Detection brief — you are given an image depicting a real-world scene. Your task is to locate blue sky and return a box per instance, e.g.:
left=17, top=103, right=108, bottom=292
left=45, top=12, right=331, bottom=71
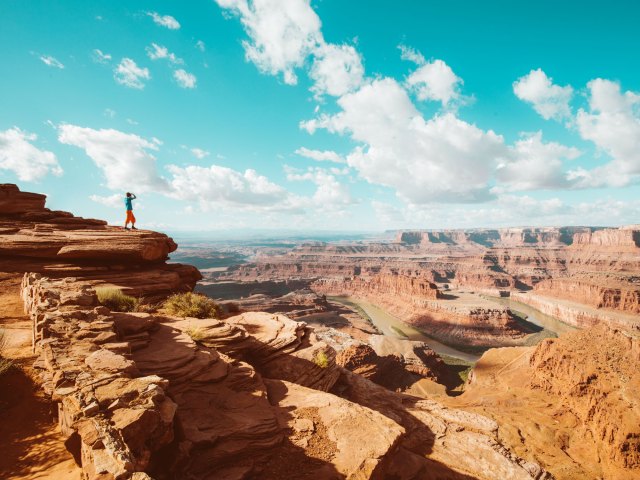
left=1, top=0, right=639, bottom=231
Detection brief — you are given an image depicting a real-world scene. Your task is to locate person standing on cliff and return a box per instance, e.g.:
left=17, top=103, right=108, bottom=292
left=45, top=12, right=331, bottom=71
left=124, top=192, right=137, bottom=230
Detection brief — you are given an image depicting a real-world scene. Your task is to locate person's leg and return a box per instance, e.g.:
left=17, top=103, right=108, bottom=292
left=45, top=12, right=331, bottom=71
left=125, top=210, right=133, bottom=229
left=130, top=211, right=137, bottom=230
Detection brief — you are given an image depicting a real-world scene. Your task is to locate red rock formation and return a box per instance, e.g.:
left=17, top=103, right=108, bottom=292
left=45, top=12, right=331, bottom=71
left=529, top=327, right=640, bottom=470
left=0, top=184, right=200, bottom=297
left=313, top=271, right=443, bottom=300
left=457, top=326, right=640, bottom=479
left=336, top=341, right=454, bottom=391
left=313, top=272, right=528, bottom=348
left=396, top=227, right=591, bottom=248
left=21, top=272, right=549, bottom=480
left=573, top=227, right=640, bottom=248
left=533, top=275, right=640, bottom=314
left=219, top=224, right=640, bottom=337
left=21, top=275, right=177, bottom=478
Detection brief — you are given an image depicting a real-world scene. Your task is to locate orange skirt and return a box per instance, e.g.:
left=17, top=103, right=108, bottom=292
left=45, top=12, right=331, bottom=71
left=125, top=210, right=136, bottom=224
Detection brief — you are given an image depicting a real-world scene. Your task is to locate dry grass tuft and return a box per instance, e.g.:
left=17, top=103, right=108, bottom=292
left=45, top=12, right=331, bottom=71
left=0, top=330, right=13, bottom=376
left=96, top=287, right=138, bottom=312
left=163, top=292, right=220, bottom=319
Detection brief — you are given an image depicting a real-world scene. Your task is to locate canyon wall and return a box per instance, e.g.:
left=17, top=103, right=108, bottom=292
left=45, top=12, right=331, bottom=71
left=532, top=275, right=640, bottom=314
left=219, top=225, right=640, bottom=337
left=5, top=184, right=553, bottom=480
left=313, top=272, right=530, bottom=348
left=457, top=325, right=640, bottom=479
left=395, top=227, right=593, bottom=248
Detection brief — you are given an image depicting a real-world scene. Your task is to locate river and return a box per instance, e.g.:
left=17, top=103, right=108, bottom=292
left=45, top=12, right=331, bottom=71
left=329, top=296, right=481, bottom=363
left=487, top=296, right=577, bottom=336
left=329, top=295, right=576, bottom=364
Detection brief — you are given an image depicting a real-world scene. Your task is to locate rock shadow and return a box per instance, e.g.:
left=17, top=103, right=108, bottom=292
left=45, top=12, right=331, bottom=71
left=0, top=364, right=80, bottom=479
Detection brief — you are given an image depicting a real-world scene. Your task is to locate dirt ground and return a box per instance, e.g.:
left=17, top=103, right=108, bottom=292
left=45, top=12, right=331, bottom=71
left=0, top=275, right=81, bottom=480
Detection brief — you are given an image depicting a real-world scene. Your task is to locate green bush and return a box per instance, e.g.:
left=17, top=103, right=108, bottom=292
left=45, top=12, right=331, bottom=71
left=163, top=292, right=220, bottom=319
left=314, top=350, right=329, bottom=369
left=0, top=330, right=13, bottom=377
left=96, top=287, right=138, bottom=312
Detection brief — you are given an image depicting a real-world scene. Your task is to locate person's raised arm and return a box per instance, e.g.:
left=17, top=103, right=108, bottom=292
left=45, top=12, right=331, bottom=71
left=131, top=193, right=137, bottom=200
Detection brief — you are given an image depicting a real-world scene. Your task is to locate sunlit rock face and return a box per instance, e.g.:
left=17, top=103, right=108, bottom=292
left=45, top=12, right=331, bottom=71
left=0, top=183, right=200, bottom=298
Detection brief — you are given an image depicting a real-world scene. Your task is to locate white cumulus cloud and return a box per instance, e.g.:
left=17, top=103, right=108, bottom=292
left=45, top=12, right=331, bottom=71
left=406, top=59, right=464, bottom=107
left=191, top=147, right=210, bottom=159
left=310, top=43, right=364, bottom=97
left=114, top=58, right=151, bottom=89
left=214, top=0, right=322, bottom=85
left=302, top=78, right=506, bottom=203
left=148, top=12, right=181, bottom=30
left=92, top=49, right=112, bottom=64
left=146, top=43, right=183, bottom=64
left=569, top=79, right=640, bottom=187
left=89, top=193, right=123, bottom=208
left=40, top=55, right=64, bottom=69
left=174, top=69, right=197, bottom=88
left=398, top=44, right=425, bottom=65
left=496, top=132, right=581, bottom=191
left=0, top=127, right=62, bottom=181
left=295, top=147, right=344, bottom=163
left=287, top=166, right=353, bottom=206
left=57, top=124, right=168, bottom=192
left=513, top=69, right=573, bottom=121
left=168, top=164, right=302, bottom=211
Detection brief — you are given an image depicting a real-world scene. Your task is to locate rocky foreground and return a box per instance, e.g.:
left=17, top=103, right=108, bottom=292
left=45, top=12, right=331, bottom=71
left=2, top=184, right=639, bottom=479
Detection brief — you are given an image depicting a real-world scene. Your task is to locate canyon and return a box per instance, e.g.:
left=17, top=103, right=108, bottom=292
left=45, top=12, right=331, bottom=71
left=202, top=224, right=640, bottom=347
left=1, top=183, right=639, bottom=480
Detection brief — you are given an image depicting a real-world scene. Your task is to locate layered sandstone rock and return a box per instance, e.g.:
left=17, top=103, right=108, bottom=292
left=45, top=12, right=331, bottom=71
left=396, top=227, right=591, bottom=248
left=336, top=340, right=454, bottom=392
left=22, top=274, right=177, bottom=479
left=572, top=227, right=640, bottom=248
left=216, top=224, right=640, bottom=339
left=533, top=275, right=640, bottom=314
left=313, top=271, right=442, bottom=300
left=512, top=291, right=640, bottom=330
left=456, top=326, right=640, bottom=479
left=335, top=369, right=552, bottom=480
left=0, top=184, right=200, bottom=298
left=313, top=275, right=529, bottom=348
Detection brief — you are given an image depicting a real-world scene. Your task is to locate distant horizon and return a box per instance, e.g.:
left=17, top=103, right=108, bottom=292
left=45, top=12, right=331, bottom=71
left=2, top=1, right=639, bottom=230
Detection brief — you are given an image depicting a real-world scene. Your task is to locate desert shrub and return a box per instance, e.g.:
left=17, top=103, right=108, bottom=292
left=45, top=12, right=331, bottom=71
left=96, top=287, right=138, bottom=312
left=314, top=350, right=329, bottom=369
left=134, top=300, right=161, bottom=314
left=185, top=326, right=206, bottom=342
left=163, top=292, right=220, bottom=319
left=0, top=330, right=13, bottom=377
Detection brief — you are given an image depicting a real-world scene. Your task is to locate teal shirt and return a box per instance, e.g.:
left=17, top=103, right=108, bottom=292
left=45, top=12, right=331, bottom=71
left=125, top=197, right=133, bottom=211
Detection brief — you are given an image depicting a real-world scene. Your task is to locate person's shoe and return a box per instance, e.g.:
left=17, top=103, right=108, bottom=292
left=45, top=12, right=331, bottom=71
left=131, top=226, right=138, bottom=230
left=124, top=227, right=130, bottom=230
